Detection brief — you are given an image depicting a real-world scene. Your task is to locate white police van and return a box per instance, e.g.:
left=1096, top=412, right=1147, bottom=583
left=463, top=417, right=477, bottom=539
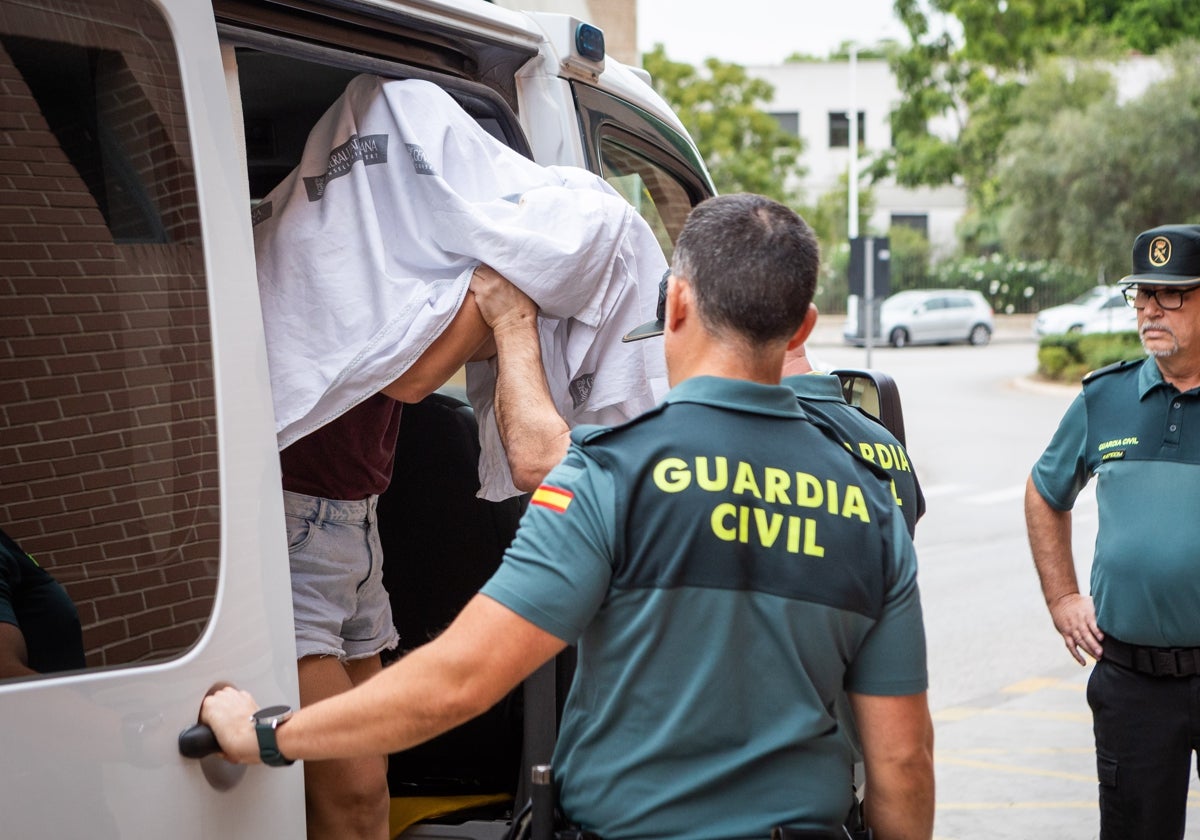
left=0, top=1, right=714, bottom=836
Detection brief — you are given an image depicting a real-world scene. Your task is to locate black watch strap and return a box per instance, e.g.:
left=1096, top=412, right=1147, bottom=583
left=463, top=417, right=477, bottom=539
left=252, top=705, right=294, bottom=767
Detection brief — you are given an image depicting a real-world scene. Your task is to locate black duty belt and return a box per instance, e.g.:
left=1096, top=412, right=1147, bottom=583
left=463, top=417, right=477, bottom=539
left=1102, top=636, right=1200, bottom=678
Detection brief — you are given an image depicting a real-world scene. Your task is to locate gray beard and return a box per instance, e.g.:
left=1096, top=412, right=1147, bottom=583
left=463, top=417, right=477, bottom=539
left=1140, top=322, right=1179, bottom=357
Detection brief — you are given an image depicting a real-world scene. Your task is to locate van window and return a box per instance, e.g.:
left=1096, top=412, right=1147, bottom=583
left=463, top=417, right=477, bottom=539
left=599, top=133, right=693, bottom=261
left=572, top=81, right=714, bottom=260
left=0, top=0, right=216, bottom=676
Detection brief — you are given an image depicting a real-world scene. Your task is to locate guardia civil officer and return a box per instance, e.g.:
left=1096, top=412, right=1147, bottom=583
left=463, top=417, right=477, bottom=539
left=781, top=333, right=924, bottom=537
left=202, top=194, right=934, bottom=840
left=1026, top=224, right=1200, bottom=839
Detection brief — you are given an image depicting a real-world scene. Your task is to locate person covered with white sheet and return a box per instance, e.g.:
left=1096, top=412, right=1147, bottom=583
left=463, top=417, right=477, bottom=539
left=259, top=76, right=663, bottom=840
left=279, top=264, right=571, bottom=840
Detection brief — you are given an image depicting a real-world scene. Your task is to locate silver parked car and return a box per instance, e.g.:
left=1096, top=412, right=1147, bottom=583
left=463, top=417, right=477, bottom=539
left=845, top=289, right=995, bottom=348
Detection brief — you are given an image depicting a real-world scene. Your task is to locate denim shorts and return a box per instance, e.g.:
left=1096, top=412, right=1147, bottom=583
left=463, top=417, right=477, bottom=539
left=284, top=490, right=400, bottom=661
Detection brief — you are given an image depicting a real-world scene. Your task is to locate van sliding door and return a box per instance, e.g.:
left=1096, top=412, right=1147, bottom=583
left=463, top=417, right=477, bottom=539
left=0, top=1, right=304, bottom=836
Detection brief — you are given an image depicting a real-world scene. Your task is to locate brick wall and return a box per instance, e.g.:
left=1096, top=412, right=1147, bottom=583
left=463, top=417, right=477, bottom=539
left=0, top=0, right=219, bottom=669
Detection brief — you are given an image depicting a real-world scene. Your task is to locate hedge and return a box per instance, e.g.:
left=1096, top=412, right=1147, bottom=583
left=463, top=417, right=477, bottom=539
left=1036, top=331, right=1145, bottom=384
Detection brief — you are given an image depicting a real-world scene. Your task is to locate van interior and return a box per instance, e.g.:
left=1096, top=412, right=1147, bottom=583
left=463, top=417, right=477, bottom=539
left=227, top=35, right=564, bottom=839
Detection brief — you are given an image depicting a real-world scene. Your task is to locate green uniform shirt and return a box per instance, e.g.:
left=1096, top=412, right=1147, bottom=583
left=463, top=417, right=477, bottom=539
left=1032, top=357, right=1200, bottom=646
left=481, top=376, right=927, bottom=840
left=783, top=373, right=925, bottom=535
left=0, top=528, right=85, bottom=674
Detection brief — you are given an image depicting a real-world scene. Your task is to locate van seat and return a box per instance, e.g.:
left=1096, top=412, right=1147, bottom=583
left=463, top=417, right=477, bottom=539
left=376, top=392, right=528, bottom=834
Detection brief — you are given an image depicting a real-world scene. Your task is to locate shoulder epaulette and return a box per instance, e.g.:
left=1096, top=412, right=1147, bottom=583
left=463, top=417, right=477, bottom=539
left=569, top=402, right=668, bottom=446
left=1082, top=358, right=1140, bottom=385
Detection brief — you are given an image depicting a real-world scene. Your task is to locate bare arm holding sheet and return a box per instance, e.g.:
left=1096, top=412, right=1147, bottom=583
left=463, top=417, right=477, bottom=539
left=468, top=265, right=570, bottom=490
left=380, top=265, right=569, bottom=491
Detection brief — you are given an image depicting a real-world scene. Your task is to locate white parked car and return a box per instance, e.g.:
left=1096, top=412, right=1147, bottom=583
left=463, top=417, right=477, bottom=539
left=846, top=289, right=995, bottom=348
left=1033, top=286, right=1122, bottom=335
left=1080, top=293, right=1139, bottom=334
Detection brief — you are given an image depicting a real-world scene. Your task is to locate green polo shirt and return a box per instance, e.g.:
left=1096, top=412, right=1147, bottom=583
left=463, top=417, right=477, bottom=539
left=1032, top=357, right=1200, bottom=646
left=482, top=376, right=926, bottom=840
left=0, top=528, right=85, bottom=674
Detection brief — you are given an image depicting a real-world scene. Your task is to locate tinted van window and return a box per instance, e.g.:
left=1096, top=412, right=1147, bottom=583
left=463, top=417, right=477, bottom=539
left=0, top=0, right=216, bottom=676
left=600, top=132, right=693, bottom=262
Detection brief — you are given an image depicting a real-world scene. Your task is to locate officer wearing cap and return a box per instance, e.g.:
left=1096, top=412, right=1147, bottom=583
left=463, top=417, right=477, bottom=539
left=1026, top=224, right=1200, bottom=839
left=202, top=194, right=934, bottom=840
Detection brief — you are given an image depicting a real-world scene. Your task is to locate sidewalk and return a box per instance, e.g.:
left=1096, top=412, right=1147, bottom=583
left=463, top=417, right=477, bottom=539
left=932, top=664, right=1103, bottom=840
left=933, top=661, right=1200, bottom=839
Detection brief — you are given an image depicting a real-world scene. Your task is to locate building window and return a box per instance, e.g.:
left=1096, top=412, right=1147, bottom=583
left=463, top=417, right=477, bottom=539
left=769, top=111, right=799, bottom=137
left=891, top=213, right=929, bottom=239
left=829, top=111, right=865, bottom=148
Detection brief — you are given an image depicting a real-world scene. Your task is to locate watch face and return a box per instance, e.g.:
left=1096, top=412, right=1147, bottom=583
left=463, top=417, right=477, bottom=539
left=253, top=704, right=292, bottom=723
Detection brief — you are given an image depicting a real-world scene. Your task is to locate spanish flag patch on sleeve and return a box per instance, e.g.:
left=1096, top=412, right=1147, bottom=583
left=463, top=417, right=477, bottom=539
left=530, top=484, right=573, bottom=514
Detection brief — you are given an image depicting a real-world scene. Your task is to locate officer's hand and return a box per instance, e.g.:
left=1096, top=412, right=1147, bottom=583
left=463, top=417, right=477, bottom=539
left=1048, top=593, right=1103, bottom=665
left=200, top=686, right=262, bottom=764
left=469, top=265, right=536, bottom=334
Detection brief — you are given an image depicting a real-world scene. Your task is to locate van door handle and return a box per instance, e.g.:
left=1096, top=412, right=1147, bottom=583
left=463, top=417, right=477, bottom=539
left=180, top=683, right=247, bottom=790
left=178, top=723, right=220, bottom=759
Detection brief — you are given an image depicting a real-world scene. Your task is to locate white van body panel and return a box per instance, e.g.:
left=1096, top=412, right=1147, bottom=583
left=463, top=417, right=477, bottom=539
left=0, top=0, right=305, bottom=836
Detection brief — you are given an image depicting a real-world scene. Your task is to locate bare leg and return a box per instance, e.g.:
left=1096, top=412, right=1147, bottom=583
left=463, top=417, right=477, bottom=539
left=299, top=654, right=390, bottom=840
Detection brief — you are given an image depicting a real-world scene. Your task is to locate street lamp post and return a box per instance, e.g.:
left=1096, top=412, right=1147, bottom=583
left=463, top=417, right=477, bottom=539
left=848, top=43, right=858, bottom=242
left=848, top=44, right=874, bottom=366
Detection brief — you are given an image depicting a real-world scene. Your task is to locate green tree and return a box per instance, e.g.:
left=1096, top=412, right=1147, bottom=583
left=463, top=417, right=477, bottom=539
left=805, top=172, right=876, bottom=250
left=996, top=43, right=1200, bottom=281
left=879, top=0, right=1196, bottom=248
left=886, top=224, right=932, bottom=293
left=641, top=45, right=805, bottom=203
left=1082, top=0, right=1200, bottom=53
left=803, top=176, right=877, bottom=315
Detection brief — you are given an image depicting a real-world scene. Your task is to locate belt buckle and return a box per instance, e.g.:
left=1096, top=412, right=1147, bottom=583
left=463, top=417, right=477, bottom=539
left=1153, top=649, right=1180, bottom=677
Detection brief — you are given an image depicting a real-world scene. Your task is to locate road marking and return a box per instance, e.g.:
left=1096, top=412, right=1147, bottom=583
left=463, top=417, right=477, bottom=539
left=941, top=747, right=1093, bottom=756
left=965, top=485, right=1026, bottom=505
left=936, top=754, right=1095, bottom=782
left=920, top=483, right=967, bottom=499
left=919, top=482, right=1099, bottom=509
left=936, top=753, right=1200, bottom=804
left=939, top=800, right=1100, bottom=811
left=939, top=800, right=1200, bottom=811
left=934, top=706, right=1091, bottom=723
left=1002, top=677, right=1086, bottom=693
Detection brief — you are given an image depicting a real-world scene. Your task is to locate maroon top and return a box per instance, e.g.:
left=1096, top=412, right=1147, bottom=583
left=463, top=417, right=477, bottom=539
left=280, top=394, right=404, bottom=500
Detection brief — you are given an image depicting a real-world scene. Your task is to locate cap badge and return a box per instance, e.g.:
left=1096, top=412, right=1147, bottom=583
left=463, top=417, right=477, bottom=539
left=1150, top=235, right=1172, bottom=267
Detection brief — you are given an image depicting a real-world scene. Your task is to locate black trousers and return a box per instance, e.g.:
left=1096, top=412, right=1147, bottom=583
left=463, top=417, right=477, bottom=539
left=1088, top=658, right=1200, bottom=840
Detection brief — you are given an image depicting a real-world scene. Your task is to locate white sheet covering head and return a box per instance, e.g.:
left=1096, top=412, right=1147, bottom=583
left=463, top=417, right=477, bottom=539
left=254, top=75, right=667, bottom=499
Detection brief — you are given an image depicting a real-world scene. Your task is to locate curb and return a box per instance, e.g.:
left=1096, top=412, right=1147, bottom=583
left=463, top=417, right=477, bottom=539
left=1012, top=375, right=1081, bottom=395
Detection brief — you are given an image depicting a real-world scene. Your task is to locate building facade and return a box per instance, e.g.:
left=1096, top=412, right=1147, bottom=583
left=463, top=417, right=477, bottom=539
left=749, top=59, right=967, bottom=258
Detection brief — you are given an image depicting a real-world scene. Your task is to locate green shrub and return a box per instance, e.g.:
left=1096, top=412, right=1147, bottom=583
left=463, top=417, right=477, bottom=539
left=928, top=254, right=1096, bottom=315
left=1037, top=345, right=1073, bottom=379
left=1080, top=332, right=1144, bottom=369
left=1036, top=331, right=1144, bottom=383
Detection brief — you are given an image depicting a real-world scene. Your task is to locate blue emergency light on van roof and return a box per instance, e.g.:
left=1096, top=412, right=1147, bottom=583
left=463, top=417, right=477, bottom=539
left=575, top=22, right=604, bottom=62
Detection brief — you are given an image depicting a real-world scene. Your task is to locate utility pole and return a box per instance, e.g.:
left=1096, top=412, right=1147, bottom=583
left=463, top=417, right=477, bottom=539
left=848, top=44, right=874, bottom=366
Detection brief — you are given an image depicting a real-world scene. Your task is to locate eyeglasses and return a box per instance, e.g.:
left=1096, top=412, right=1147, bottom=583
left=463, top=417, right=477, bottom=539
left=1122, top=285, right=1200, bottom=311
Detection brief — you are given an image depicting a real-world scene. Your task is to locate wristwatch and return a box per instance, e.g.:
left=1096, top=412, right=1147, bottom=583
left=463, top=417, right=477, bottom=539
left=252, top=705, right=294, bottom=767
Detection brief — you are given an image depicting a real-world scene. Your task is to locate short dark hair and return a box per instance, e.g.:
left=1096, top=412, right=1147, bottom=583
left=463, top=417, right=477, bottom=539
left=671, top=193, right=820, bottom=345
